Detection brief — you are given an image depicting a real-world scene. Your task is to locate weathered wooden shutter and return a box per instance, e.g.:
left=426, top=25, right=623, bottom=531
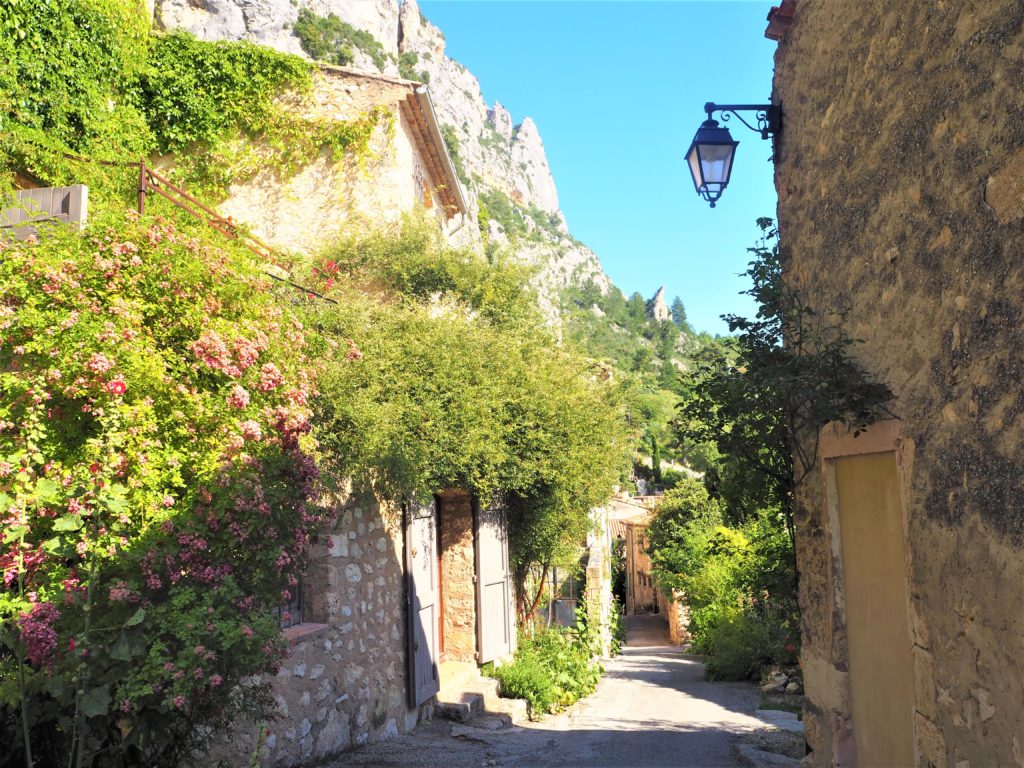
left=475, top=498, right=514, bottom=663
left=406, top=498, right=440, bottom=707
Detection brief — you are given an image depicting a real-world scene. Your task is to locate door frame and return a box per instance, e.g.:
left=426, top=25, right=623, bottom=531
left=819, top=419, right=919, bottom=766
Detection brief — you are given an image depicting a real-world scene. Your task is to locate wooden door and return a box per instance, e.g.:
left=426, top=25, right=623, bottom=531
left=406, top=498, right=440, bottom=707
left=475, top=498, right=515, bottom=663
left=834, top=452, right=914, bottom=767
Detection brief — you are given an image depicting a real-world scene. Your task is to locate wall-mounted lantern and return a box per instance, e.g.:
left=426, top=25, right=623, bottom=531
left=686, top=102, right=781, bottom=207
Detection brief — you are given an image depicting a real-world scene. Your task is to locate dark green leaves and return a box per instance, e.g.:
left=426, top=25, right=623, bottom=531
left=80, top=686, right=111, bottom=718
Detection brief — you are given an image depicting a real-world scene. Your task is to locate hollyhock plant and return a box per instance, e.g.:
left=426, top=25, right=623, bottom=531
left=0, top=212, right=341, bottom=766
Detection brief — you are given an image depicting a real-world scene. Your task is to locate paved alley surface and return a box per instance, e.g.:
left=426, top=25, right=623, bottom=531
left=330, top=615, right=786, bottom=767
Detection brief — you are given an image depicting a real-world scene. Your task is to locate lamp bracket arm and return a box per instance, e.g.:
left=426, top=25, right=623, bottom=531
left=703, top=102, right=782, bottom=139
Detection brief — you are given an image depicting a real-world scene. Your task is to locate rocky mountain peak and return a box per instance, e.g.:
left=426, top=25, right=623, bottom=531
left=648, top=287, right=671, bottom=323
left=488, top=102, right=514, bottom=143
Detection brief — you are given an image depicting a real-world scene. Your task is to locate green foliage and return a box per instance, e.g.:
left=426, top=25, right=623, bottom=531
left=0, top=211, right=328, bottom=766
left=298, top=215, right=630, bottom=587
left=609, top=596, right=627, bottom=655
left=670, top=295, right=692, bottom=333
left=136, top=31, right=312, bottom=152
left=478, top=188, right=527, bottom=240
left=476, top=188, right=565, bottom=245
left=677, top=218, right=892, bottom=528
left=440, top=124, right=469, bottom=187
left=646, top=480, right=727, bottom=596
left=488, top=622, right=601, bottom=718
left=697, top=597, right=799, bottom=681
left=646, top=481, right=798, bottom=680
left=397, top=51, right=429, bottom=83
left=0, top=0, right=151, bottom=150
left=135, top=31, right=385, bottom=200
left=292, top=10, right=387, bottom=70
left=1, top=5, right=381, bottom=206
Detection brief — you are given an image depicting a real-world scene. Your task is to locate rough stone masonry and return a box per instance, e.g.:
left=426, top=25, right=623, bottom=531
left=772, top=2, right=1024, bottom=766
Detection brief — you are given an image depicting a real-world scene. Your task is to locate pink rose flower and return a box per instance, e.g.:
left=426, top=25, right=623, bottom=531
left=226, top=385, right=250, bottom=410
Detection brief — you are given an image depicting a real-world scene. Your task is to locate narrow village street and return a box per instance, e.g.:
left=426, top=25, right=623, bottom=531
left=331, top=616, right=802, bottom=768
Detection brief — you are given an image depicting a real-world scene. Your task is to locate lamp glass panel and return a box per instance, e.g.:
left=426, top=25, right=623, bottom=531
left=686, top=144, right=703, bottom=189
left=698, top=143, right=735, bottom=185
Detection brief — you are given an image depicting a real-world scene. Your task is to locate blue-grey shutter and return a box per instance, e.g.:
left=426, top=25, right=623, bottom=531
left=406, top=498, right=440, bottom=707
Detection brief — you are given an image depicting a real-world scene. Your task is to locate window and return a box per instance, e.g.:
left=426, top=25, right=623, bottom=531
left=274, top=583, right=303, bottom=629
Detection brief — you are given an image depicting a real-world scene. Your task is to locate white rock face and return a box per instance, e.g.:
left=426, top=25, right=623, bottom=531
left=509, top=118, right=560, bottom=214
left=154, top=0, right=401, bottom=60
left=488, top=102, right=514, bottom=143
left=648, top=286, right=671, bottom=323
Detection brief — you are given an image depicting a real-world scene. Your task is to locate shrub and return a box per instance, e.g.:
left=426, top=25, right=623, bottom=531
left=696, top=597, right=800, bottom=681
left=490, top=623, right=601, bottom=718
left=292, top=10, right=388, bottom=70
left=0, top=212, right=333, bottom=766
left=647, top=482, right=799, bottom=680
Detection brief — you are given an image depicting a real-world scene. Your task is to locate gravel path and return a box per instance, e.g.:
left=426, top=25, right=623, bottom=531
left=327, top=615, right=791, bottom=768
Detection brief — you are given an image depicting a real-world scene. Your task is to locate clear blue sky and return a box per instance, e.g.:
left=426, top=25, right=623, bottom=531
left=419, top=0, right=779, bottom=335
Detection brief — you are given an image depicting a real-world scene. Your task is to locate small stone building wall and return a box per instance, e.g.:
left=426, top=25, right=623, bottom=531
left=772, top=2, right=1024, bottom=766
left=665, top=591, right=691, bottom=647
left=437, top=490, right=477, bottom=663
left=219, top=67, right=464, bottom=258
left=225, top=494, right=428, bottom=766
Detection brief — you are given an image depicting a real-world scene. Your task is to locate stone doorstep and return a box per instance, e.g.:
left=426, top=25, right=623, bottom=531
left=436, top=662, right=528, bottom=726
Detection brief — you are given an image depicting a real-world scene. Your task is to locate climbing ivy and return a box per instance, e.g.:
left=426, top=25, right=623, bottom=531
left=1, top=5, right=386, bottom=206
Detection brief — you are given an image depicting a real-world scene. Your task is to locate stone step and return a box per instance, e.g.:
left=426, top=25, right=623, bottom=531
left=469, top=677, right=528, bottom=724
left=436, top=665, right=529, bottom=726
left=435, top=689, right=483, bottom=723
left=439, top=660, right=482, bottom=690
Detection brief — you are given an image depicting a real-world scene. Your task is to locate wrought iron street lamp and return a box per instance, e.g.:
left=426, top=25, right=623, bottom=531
left=686, top=102, right=781, bottom=207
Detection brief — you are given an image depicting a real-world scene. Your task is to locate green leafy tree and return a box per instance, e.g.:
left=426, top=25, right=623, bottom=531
left=649, top=433, right=662, bottom=485
left=670, top=295, right=691, bottom=333
left=300, top=215, right=630, bottom=617
left=675, top=217, right=892, bottom=550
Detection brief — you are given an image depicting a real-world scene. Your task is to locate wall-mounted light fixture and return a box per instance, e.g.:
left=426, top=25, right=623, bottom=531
left=686, top=102, right=781, bottom=207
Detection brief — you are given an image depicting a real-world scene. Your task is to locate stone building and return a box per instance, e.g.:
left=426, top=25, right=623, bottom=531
left=768, top=1, right=1024, bottom=766
left=219, top=64, right=471, bottom=257
left=205, top=66, right=515, bottom=766
left=246, top=489, right=516, bottom=765
left=607, top=497, right=669, bottom=617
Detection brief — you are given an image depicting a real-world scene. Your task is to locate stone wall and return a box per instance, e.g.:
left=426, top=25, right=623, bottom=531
left=664, top=591, right=691, bottom=647
left=437, top=490, right=477, bottom=663
left=772, top=2, right=1024, bottom=766
left=218, top=67, right=467, bottom=259
left=225, top=494, right=427, bottom=766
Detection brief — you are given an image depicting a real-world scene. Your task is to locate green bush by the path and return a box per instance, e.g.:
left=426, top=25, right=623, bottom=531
left=647, top=480, right=798, bottom=681
left=487, top=623, right=602, bottom=718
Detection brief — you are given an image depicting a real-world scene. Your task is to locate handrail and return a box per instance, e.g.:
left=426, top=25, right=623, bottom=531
left=54, top=152, right=337, bottom=304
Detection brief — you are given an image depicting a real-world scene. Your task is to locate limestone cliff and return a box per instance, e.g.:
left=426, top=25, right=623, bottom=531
left=647, top=287, right=671, bottom=323
left=154, top=0, right=613, bottom=318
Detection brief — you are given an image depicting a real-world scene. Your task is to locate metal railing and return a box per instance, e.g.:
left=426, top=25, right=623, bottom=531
left=60, top=154, right=337, bottom=303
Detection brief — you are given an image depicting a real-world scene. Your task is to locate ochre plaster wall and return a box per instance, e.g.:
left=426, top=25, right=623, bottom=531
left=773, top=3, right=1024, bottom=766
